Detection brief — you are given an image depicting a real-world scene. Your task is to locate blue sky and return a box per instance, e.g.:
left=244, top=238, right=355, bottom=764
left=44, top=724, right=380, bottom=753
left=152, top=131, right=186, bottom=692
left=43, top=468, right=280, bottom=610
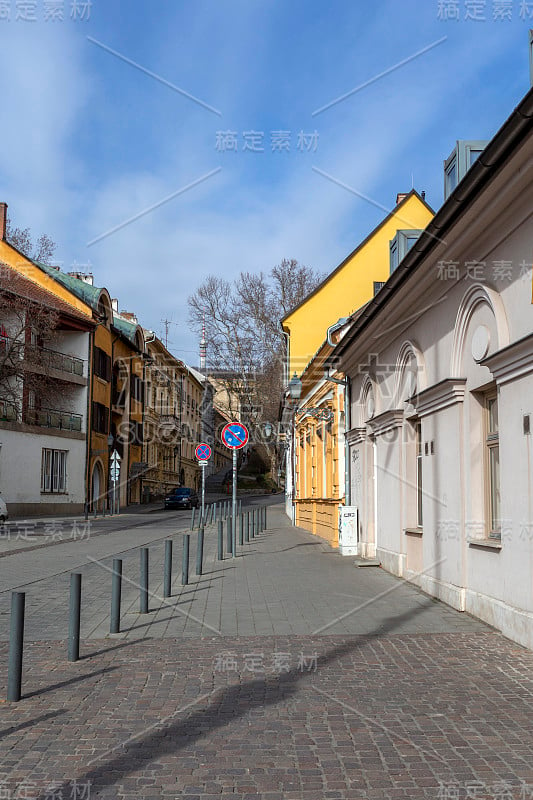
left=0, top=0, right=530, bottom=361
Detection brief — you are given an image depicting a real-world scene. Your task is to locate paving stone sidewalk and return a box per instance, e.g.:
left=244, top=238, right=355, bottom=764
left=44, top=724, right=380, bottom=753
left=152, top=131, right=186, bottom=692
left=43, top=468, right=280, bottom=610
left=0, top=506, right=487, bottom=640
left=1, top=507, right=532, bottom=799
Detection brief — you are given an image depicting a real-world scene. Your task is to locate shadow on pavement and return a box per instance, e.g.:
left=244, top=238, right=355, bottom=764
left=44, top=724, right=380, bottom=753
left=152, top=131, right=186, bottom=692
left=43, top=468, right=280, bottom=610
left=23, top=666, right=119, bottom=700
left=38, top=598, right=457, bottom=797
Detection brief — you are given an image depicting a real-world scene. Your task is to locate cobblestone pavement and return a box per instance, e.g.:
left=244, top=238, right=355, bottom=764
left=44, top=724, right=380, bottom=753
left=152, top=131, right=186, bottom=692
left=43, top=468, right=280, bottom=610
left=1, top=506, right=532, bottom=799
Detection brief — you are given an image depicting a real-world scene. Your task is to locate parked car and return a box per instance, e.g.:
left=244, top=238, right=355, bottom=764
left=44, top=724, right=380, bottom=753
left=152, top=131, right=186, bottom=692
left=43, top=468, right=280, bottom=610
left=164, top=488, right=199, bottom=510
left=0, top=496, right=8, bottom=523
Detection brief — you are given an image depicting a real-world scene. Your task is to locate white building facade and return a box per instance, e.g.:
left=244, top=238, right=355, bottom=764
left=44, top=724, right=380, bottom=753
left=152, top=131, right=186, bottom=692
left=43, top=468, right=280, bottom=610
left=0, top=268, right=93, bottom=516
left=336, top=87, right=533, bottom=649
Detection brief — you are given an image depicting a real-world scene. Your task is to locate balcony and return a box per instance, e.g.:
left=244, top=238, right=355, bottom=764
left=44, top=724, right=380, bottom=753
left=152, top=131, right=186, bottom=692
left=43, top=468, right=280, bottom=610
left=24, top=408, right=83, bottom=432
left=5, top=339, right=85, bottom=380
left=160, top=414, right=180, bottom=429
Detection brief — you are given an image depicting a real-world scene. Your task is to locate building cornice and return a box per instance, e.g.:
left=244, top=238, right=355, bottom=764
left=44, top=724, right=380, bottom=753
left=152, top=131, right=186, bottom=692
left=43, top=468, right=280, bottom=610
left=411, top=378, right=467, bottom=418
left=481, top=332, right=533, bottom=386
left=367, top=409, right=404, bottom=436
left=345, top=427, right=367, bottom=445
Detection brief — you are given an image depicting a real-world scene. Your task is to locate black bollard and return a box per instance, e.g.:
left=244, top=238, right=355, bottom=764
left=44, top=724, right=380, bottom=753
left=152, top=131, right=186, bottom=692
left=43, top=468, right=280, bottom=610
left=68, top=573, right=82, bottom=662
left=218, top=520, right=223, bottom=560
left=227, top=516, right=233, bottom=554
left=7, top=592, right=25, bottom=702
left=140, top=548, right=149, bottom=613
left=182, top=535, right=190, bottom=585
left=191, top=506, right=196, bottom=530
left=245, top=511, right=250, bottom=542
left=196, top=527, right=204, bottom=576
left=239, top=514, right=244, bottom=545
left=110, top=558, right=122, bottom=634
left=164, top=539, right=173, bottom=598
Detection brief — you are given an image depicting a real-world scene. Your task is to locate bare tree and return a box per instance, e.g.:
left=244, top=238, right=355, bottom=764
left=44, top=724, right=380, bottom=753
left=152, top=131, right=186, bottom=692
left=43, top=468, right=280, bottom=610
left=5, top=216, right=57, bottom=264
left=188, top=259, right=324, bottom=475
left=0, top=268, right=60, bottom=418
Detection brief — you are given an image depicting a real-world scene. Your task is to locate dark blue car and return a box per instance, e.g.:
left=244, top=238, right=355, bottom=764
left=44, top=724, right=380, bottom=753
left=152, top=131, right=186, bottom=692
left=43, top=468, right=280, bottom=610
left=164, top=487, right=199, bottom=510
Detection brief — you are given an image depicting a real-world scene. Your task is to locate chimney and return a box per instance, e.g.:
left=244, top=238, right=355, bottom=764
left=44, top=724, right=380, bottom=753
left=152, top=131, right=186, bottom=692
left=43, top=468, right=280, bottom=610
left=120, top=311, right=138, bottom=324
left=421, top=191, right=426, bottom=201
left=111, top=298, right=119, bottom=312
left=396, top=193, right=408, bottom=205
left=0, top=202, right=7, bottom=241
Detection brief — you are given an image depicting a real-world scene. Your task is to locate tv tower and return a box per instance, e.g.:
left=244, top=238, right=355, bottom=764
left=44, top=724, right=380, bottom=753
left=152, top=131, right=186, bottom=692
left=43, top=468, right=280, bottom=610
left=199, top=315, right=207, bottom=373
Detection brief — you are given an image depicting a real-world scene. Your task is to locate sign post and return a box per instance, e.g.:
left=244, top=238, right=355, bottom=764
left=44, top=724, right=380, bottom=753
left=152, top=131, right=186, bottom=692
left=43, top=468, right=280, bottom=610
left=221, top=422, right=249, bottom=558
left=110, top=450, right=121, bottom=515
left=195, top=443, right=212, bottom=524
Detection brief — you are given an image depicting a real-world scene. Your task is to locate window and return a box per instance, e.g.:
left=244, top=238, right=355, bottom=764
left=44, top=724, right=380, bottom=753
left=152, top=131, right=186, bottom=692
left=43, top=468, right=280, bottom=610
left=93, top=346, right=111, bottom=382
left=131, top=375, right=144, bottom=403
left=389, top=230, right=422, bottom=273
left=92, top=401, right=109, bottom=434
left=485, top=393, right=500, bottom=538
left=416, top=421, right=423, bottom=528
left=373, top=281, right=386, bottom=296
left=444, top=140, right=488, bottom=200
left=41, top=448, right=67, bottom=493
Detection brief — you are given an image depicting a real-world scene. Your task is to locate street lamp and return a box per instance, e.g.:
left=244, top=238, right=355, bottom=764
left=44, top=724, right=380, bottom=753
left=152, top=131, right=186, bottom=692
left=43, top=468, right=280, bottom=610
left=288, top=372, right=302, bottom=402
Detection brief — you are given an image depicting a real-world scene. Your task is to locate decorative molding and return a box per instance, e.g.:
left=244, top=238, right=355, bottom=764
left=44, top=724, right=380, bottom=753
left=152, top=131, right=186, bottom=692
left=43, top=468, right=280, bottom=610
left=481, top=332, right=533, bottom=386
left=411, top=378, right=467, bottom=418
left=450, top=284, right=509, bottom=377
left=367, top=409, right=404, bottom=436
left=345, top=427, right=367, bottom=446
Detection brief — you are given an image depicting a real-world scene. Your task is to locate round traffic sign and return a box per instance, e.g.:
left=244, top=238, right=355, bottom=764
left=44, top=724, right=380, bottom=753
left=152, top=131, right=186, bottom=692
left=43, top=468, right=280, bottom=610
left=195, top=443, right=212, bottom=461
left=221, top=422, right=249, bottom=450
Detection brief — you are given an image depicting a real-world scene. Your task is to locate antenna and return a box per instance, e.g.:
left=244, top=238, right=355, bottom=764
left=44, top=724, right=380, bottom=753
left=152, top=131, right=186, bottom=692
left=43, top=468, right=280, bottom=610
left=160, top=318, right=179, bottom=349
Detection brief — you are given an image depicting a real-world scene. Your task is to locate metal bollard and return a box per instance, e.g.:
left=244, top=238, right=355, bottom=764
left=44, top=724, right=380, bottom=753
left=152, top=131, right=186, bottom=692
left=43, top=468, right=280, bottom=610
left=196, top=527, right=204, bottom=576
left=227, top=517, right=233, bottom=554
left=239, top=514, right=244, bottom=545
left=110, top=559, right=122, bottom=634
left=191, top=507, right=196, bottom=530
left=68, top=573, right=82, bottom=662
left=7, top=592, right=25, bottom=702
left=265, top=505, right=268, bottom=529
left=245, top=511, right=250, bottom=542
left=140, top=548, right=149, bottom=613
left=164, top=540, right=173, bottom=598
left=182, top=535, right=190, bottom=585
left=218, top=520, right=224, bottom=560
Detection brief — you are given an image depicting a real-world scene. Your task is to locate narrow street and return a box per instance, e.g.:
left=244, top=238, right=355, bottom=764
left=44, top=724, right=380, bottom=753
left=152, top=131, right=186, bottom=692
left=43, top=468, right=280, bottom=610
left=1, top=501, right=532, bottom=799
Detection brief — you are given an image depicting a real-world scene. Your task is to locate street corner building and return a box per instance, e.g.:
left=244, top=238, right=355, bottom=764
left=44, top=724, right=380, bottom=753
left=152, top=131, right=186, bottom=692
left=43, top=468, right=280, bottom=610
left=333, top=87, right=533, bottom=650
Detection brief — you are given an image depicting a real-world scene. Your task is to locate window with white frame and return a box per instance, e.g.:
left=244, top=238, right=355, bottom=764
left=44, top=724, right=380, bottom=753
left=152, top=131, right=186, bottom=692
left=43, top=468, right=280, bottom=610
left=41, top=448, right=67, bottom=493
left=485, top=392, right=501, bottom=539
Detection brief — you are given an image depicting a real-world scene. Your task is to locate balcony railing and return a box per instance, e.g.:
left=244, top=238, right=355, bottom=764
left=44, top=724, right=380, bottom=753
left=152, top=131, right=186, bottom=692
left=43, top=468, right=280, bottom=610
left=4, top=339, right=84, bottom=377
left=24, top=408, right=83, bottom=432
left=0, top=399, right=18, bottom=422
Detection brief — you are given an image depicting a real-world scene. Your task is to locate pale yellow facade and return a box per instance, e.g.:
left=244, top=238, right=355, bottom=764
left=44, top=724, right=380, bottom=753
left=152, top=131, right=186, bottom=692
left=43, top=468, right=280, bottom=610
left=282, top=192, right=434, bottom=377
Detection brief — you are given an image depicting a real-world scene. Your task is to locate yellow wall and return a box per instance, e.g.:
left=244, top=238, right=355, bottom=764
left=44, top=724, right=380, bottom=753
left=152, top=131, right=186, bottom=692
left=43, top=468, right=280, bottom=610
left=282, top=194, right=433, bottom=376
left=0, top=241, right=92, bottom=318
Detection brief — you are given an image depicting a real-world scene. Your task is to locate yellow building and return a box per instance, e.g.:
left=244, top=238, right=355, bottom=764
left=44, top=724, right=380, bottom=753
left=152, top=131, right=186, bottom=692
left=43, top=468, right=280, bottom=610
left=294, top=339, right=345, bottom=546
left=281, top=191, right=434, bottom=377
left=283, top=190, right=434, bottom=544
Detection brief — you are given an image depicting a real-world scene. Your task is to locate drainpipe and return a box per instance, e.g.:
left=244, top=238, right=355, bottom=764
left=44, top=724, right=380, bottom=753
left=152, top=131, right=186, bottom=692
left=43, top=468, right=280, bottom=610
left=85, top=328, right=94, bottom=511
